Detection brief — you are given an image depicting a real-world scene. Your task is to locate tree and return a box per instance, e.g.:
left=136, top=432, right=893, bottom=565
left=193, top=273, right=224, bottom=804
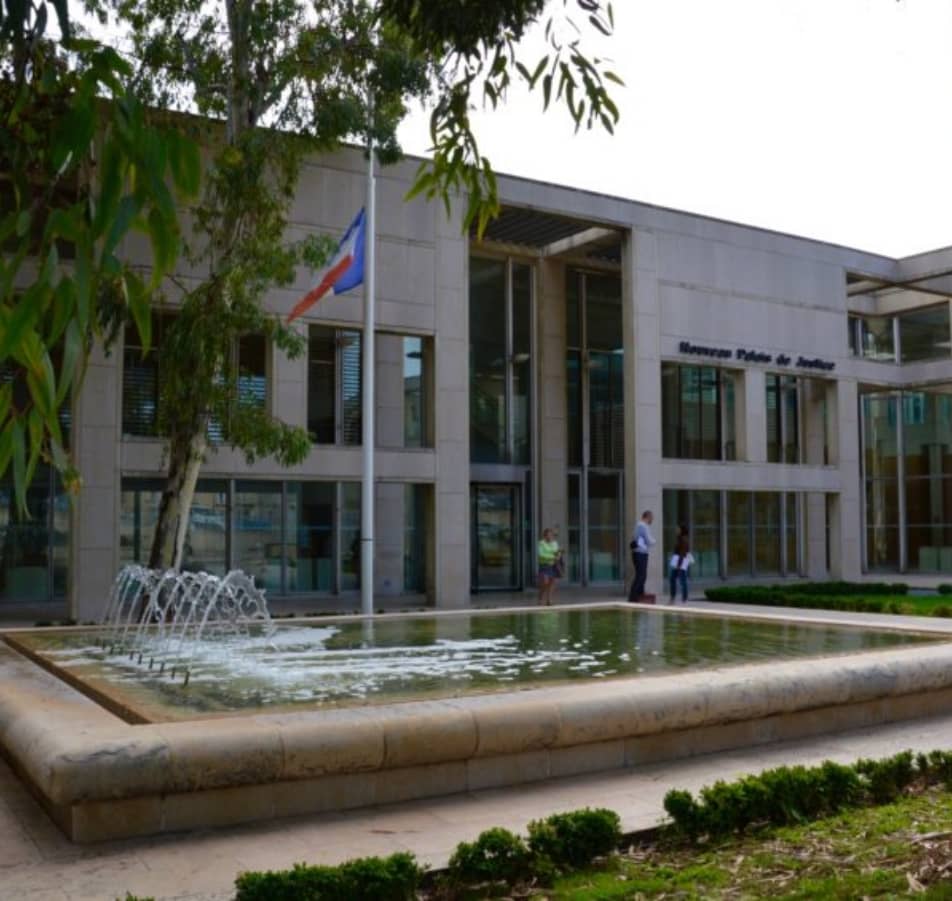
left=97, top=0, right=620, bottom=570
left=0, top=0, right=200, bottom=513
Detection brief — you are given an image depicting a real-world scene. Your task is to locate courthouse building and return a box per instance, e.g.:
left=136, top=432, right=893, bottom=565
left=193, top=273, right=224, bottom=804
left=3, top=147, right=952, bottom=620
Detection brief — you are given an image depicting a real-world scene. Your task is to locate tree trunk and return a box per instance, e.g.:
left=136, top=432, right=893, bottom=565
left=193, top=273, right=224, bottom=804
left=147, top=429, right=207, bottom=570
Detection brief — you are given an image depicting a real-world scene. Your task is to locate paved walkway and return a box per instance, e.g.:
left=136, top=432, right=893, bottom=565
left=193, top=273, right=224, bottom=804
left=3, top=600, right=952, bottom=900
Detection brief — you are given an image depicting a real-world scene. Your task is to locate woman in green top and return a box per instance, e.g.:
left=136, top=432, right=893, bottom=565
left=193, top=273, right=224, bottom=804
left=537, top=527, right=562, bottom=606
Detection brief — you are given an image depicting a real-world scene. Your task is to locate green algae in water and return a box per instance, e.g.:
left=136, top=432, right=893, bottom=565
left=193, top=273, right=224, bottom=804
left=11, top=607, right=942, bottom=719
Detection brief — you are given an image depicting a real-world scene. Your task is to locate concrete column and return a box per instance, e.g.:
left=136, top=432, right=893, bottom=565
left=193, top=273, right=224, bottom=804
left=433, top=209, right=469, bottom=608
left=538, top=258, right=567, bottom=539
left=271, top=321, right=308, bottom=429
left=743, top=369, right=767, bottom=464
left=832, top=379, right=862, bottom=579
left=623, top=229, right=664, bottom=597
left=71, top=341, right=122, bottom=622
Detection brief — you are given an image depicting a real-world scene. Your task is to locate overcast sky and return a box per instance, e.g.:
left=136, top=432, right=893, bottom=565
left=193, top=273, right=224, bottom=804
left=397, top=0, right=952, bottom=258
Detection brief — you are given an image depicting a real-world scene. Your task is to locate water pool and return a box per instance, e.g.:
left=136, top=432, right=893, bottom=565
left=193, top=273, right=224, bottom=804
left=7, top=606, right=940, bottom=722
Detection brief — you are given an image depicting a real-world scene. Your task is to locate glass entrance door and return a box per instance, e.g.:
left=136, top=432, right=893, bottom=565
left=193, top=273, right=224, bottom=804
left=471, top=484, right=521, bottom=591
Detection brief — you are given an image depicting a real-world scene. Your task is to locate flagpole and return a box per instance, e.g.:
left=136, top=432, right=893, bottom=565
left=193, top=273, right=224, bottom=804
left=360, top=99, right=376, bottom=618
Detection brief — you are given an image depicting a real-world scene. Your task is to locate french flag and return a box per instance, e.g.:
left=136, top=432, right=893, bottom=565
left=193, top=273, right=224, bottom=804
left=287, top=208, right=366, bottom=323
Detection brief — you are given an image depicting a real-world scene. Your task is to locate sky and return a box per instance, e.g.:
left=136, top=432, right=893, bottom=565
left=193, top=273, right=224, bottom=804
left=397, top=0, right=952, bottom=258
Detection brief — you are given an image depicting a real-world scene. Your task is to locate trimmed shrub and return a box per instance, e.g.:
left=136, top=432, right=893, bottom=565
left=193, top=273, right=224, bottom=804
left=527, top=808, right=622, bottom=871
left=856, top=751, right=916, bottom=804
left=705, top=582, right=908, bottom=606
left=446, top=827, right=531, bottom=887
left=234, top=853, right=422, bottom=901
left=662, top=789, right=703, bottom=839
left=932, top=604, right=952, bottom=618
left=938, top=584, right=952, bottom=595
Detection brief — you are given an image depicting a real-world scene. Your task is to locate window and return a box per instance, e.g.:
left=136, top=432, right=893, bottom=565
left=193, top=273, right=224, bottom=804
left=899, top=305, right=952, bottom=363
left=403, top=483, right=429, bottom=593
left=119, top=478, right=228, bottom=575
left=469, top=257, right=533, bottom=465
left=858, top=316, right=896, bottom=362
left=766, top=373, right=800, bottom=463
left=662, top=489, right=721, bottom=579
left=0, top=466, right=68, bottom=605
left=661, top=363, right=735, bottom=461
left=375, top=333, right=433, bottom=449
left=307, top=325, right=362, bottom=445
left=862, top=393, right=900, bottom=571
left=123, top=315, right=267, bottom=440
left=566, top=269, right=624, bottom=468
left=122, top=313, right=174, bottom=437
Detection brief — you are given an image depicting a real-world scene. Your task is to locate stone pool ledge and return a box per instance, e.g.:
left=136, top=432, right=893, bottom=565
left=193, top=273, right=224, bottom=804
left=3, top=628, right=952, bottom=842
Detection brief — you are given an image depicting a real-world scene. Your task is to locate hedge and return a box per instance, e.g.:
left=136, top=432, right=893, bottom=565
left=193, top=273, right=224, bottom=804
left=664, top=749, right=952, bottom=842
left=939, top=584, right=952, bottom=596
left=234, top=853, right=422, bottom=901
left=705, top=582, right=908, bottom=605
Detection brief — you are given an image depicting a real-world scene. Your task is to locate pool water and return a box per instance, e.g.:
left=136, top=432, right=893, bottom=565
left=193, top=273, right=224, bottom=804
left=7, top=607, right=940, bottom=721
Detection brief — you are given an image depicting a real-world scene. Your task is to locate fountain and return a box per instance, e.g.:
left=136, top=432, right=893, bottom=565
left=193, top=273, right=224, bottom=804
left=98, top=565, right=274, bottom=685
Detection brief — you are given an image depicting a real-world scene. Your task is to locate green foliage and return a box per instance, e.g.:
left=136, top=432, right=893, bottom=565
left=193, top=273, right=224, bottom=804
left=526, top=807, right=622, bottom=871
left=0, top=1, right=199, bottom=513
left=938, top=584, right=952, bottom=595
left=446, top=826, right=531, bottom=887
left=931, top=604, right=952, bottom=618
left=705, top=582, right=908, bottom=605
left=234, top=852, right=422, bottom=901
left=856, top=751, right=916, bottom=804
left=93, top=0, right=620, bottom=568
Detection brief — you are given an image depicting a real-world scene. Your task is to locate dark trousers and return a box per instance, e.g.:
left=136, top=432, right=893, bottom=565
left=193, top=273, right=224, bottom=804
left=628, top=552, right=648, bottom=602
left=669, top=567, right=688, bottom=601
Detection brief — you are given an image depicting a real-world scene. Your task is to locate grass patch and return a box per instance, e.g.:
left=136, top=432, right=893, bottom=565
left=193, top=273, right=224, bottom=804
left=540, top=788, right=952, bottom=899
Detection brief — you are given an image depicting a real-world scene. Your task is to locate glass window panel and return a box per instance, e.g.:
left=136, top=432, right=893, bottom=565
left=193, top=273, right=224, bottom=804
left=662, top=489, right=689, bottom=557
left=903, top=391, right=952, bottom=478
left=0, top=469, right=55, bottom=604
left=51, top=476, right=69, bottom=598
left=905, top=476, right=952, bottom=526
left=700, top=367, right=721, bottom=460
left=766, top=373, right=781, bottom=463
left=469, top=258, right=508, bottom=463
left=122, top=313, right=174, bottom=437
left=661, top=363, right=679, bottom=459
left=566, top=352, right=583, bottom=467
left=865, top=479, right=899, bottom=528
left=340, top=331, right=362, bottom=446
left=584, top=273, right=622, bottom=351
left=566, top=270, right=581, bottom=349
left=899, top=305, right=951, bottom=363
left=785, top=492, right=799, bottom=575
left=402, top=336, right=426, bottom=448
left=472, top=484, right=518, bottom=590
left=754, top=492, right=781, bottom=575
left=404, top=483, right=428, bottom=593
left=866, top=526, right=900, bottom=570
left=340, top=482, right=361, bottom=591
left=307, top=325, right=336, bottom=443
left=726, top=491, right=751, bottom=577
left=589, top=351, right=615, bottom=468
left=512, top=264, right=532, bottom=465
left=587, top=472, right=620, bottom=582
left=859, top=316, right=895, bottom=361
left=184, top=481, right=228, bottom=575
left=566, top=473, right=581, bottom=583
left=782, top=376, right=800, bottom=463
left=234, top=481, right=284, bottom=595
left=237, top=334, right=267, bottom=409
left=286, top=482, right=335, bottom=592
left=681, top=366, right=701, bottom=458
left=692, top=490, right=721, bottom=580
left=723, top=372, right=737, bottom=461
left=862, top=394, right=899, bottom=478
left=907, top=525, right=952, bottom=573
left=848, top=315, right=860, bottom=356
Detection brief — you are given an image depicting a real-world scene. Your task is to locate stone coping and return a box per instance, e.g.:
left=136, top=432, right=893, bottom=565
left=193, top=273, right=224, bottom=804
left=2, top=616, right=952, bottom=811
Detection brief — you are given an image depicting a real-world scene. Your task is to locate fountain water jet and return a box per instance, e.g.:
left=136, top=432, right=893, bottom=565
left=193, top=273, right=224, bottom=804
left=100, top=566, right=274, bottom=683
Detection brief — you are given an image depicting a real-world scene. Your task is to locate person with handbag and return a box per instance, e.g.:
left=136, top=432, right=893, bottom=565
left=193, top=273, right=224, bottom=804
left=537, top=527, right=563, bottom=607
left=668, top=524, right=694, bottom=604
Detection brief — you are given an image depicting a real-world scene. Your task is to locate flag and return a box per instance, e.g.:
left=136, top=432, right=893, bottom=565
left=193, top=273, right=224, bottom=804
left=287, top=208, right=366, bottom=323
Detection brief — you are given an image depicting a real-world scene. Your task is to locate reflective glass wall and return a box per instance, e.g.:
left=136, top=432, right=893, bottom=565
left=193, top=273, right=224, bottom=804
left=661, top=363, right=736, bottom=461
left=120, top=478, right=432, bottom=595
left=664, top=488, right=800, bottom=580
left=862, top=389, right=952, bottom=572
left=0, top=467, right=69, bottom=605
left=566, top=268, right=624, bottom=584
